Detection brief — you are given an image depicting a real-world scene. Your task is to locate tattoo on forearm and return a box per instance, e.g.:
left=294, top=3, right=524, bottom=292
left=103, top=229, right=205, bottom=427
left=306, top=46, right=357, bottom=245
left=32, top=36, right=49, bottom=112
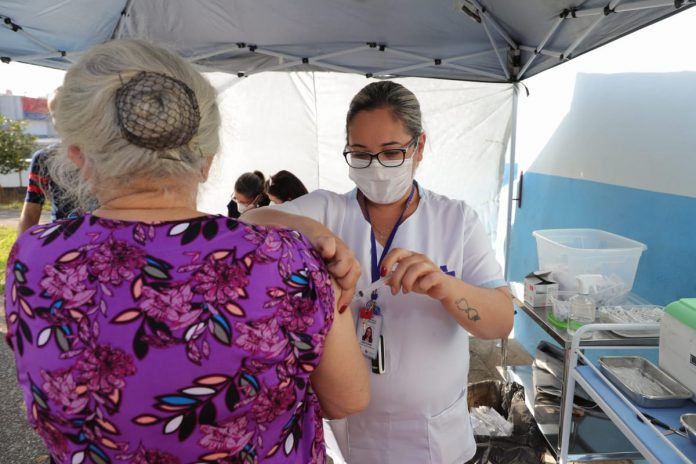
left=455, top=297, right=481, bottom=321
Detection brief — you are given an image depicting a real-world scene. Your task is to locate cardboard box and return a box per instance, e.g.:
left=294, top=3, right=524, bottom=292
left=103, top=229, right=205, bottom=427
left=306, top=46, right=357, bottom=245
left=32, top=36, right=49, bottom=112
left=524, top=271, right=559, bottom=307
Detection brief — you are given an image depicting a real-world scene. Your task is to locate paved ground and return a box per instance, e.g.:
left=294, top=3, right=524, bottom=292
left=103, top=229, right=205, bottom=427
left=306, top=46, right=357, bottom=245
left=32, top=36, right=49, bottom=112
left=1, top=208, right=52, bottom=463
left=0, top=340, right=49, bottom=463
left=0, top=208, right=51, bottom=229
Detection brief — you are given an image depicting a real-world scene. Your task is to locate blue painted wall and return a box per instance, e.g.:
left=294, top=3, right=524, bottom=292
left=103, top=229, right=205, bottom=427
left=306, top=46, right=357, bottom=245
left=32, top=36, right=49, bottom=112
left=508, top=172, right=696, bottom=306
left=507, top=72, right=696, bottom=357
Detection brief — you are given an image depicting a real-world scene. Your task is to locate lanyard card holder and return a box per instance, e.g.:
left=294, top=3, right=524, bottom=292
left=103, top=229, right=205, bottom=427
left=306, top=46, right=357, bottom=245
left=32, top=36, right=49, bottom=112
left=358, top=301, right=382, bottom=361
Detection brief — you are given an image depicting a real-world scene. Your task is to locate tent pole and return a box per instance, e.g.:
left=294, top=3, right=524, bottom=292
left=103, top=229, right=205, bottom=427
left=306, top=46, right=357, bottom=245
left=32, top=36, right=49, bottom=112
left=470, top=0, right=518, bottom=49
left=518, top=15, right=565, bottom=79
left=504, top=84, right=519, bottom=280
left=110, top=0, right=133, bottom=40
left=481, top=16, right=510, bottom=80
left=519, top=45, right=563, bottom=59
left=562, top=0, right=621, bottom=59
left=0, top=15, right=74, bottom=64
left=248, top=46, right=366, bottom=76
left=377, top=45, right=507, bottom=80
left=573, top=0, right=679, bottom=16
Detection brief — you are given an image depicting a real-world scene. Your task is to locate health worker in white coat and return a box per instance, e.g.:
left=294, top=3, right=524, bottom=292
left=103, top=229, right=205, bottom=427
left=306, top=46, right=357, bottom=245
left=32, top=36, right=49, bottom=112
left=243, top=81, right=514, bottom=464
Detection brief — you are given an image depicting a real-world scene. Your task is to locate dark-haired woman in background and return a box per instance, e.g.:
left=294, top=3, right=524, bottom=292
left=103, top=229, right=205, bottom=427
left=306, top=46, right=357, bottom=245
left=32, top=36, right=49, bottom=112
left=227, top=170, right=271, bottom=218
left=266, top=170, right=309, bottom=204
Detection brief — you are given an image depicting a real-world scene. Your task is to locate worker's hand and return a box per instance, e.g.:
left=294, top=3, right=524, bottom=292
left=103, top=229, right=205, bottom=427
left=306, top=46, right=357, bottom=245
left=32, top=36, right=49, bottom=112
left=311, top=235, right=362, bottom=311
left=380, top=248, right=454, bottom=301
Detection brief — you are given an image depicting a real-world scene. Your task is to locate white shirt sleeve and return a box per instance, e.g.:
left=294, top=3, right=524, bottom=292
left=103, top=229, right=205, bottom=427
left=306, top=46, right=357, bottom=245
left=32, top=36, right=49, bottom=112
left=460, top=204, right=507, bottom=289
left=266, top=189, right=346, bottom=229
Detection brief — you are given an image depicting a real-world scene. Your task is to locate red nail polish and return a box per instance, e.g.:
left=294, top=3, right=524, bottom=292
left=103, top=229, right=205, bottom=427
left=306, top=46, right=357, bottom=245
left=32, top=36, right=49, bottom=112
left=339, top=305, right=347, bottom=314
left=380, top=266, right=387, bottom=277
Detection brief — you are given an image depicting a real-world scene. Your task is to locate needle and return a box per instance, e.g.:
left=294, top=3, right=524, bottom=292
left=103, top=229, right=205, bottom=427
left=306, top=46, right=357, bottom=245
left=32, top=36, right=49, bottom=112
left=352, top=273, right=393, bottom=302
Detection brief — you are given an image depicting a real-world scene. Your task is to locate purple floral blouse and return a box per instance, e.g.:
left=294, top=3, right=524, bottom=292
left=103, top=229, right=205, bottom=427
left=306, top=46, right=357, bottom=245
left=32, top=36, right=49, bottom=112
left=4, top=214, right=334, bottom=464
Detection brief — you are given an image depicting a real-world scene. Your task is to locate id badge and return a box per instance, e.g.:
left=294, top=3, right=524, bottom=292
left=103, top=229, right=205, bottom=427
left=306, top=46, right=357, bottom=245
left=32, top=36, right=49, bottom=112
left=357, top=301, right=382, bottom=360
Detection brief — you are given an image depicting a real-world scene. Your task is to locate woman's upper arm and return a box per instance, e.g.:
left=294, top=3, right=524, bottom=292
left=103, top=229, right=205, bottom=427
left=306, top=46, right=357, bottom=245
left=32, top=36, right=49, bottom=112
left=309, top=279, right=369, bottom=419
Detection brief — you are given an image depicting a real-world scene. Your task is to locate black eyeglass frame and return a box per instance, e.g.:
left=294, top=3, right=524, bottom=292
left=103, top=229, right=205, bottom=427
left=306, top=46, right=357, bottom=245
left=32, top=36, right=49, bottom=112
left=342, top=136, right=419, bottom=169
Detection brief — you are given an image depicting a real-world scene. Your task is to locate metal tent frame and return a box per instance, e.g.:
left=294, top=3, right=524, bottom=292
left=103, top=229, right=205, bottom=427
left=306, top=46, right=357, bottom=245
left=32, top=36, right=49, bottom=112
left=1, top=0, right=694, bottom=282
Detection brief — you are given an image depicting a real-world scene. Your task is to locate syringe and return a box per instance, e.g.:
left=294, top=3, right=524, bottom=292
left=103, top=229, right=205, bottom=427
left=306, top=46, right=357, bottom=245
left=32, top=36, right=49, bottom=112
left=352, top=273, right=393, bottom=302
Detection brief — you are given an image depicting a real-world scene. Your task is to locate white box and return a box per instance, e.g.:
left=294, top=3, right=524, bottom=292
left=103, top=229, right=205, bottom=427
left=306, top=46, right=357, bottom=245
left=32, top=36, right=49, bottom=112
left=659, top=298, right=696, bottom=401
left=524, top=271, right=559, bottom=307
left=533, top=228, right=647, bottom=292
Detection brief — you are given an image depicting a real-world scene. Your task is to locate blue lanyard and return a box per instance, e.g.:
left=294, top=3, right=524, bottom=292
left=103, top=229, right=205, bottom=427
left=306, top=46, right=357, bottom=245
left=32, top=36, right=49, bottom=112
left=366, top=181, right=417, bottom=301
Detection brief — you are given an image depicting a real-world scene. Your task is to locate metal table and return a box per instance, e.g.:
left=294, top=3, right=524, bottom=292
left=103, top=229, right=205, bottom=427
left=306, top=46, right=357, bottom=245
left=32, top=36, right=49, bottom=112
left=506, top=282, right=659, bottom=462
left=559, top=323, right=696, bottom=463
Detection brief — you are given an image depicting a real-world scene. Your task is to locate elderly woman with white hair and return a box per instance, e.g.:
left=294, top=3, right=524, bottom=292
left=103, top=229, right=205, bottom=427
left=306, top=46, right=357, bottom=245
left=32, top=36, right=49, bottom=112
left=4, top=39, right=367, bottom=464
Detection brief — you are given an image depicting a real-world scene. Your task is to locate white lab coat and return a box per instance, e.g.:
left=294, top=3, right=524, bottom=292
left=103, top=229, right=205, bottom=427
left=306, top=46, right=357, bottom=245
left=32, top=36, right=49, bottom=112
left=273, top=185, right=506, bottom=464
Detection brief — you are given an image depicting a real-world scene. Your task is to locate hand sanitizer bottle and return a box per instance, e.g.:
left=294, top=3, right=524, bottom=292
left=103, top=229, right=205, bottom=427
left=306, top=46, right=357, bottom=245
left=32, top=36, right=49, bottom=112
left=567, top=276, right=597, bottom=340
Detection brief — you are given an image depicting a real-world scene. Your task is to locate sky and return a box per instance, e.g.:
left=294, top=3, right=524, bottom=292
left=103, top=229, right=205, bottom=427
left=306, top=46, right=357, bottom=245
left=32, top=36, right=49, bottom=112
left=1, top=6, right=695, bottom=98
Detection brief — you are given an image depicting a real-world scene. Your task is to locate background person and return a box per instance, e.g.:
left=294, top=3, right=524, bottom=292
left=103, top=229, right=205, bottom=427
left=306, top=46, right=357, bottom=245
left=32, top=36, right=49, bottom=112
left=18, top=89, right=84, bottom=233
left=243, top=81, right=514, bottom=463
left=5, top=39, right=368, bottom=464
left=266, top=170, right=309, bottom=204
left=227, top=170, right=270, bottom=218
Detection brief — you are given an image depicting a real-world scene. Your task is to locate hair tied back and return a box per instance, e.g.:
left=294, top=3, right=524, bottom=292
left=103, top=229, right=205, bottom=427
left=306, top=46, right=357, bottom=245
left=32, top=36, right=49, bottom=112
left=115, top=71, right=200, bottom=151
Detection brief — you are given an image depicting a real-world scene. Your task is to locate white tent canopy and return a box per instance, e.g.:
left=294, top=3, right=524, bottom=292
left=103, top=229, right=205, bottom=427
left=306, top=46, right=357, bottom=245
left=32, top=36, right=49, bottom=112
left=1, top=0, right=693, bottom=264
left=1, top=0, right=694, bottom=82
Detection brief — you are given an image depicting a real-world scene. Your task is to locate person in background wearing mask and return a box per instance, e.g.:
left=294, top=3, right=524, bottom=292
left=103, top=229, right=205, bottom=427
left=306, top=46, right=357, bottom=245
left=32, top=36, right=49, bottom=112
left=266, top=170, right=309, bottom=204
left=227, top=170, right=270, bottom=218
left=242, top=81, right=513, bottom=463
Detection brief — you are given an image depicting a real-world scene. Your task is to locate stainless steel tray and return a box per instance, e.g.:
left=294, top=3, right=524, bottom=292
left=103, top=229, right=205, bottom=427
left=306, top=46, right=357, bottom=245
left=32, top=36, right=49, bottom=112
left=599, top=356, right=692, bottom=408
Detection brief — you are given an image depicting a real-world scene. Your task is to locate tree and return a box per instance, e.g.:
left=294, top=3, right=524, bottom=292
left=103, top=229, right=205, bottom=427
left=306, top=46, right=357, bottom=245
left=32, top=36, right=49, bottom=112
left=0, top=115, right=36, bottom=187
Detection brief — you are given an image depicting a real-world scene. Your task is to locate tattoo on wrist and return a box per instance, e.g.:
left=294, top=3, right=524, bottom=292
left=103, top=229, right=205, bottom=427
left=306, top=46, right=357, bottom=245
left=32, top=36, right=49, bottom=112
left=455, top=297, right=480, bottom=321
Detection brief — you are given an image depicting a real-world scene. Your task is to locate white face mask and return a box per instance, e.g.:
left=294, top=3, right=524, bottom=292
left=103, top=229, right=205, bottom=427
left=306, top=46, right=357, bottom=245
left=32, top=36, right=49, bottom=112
left=349, top=156, right=415, bottom=204
left=236, top=194, right=260, bottom=214
left=237, top=202, right=253, bottom=214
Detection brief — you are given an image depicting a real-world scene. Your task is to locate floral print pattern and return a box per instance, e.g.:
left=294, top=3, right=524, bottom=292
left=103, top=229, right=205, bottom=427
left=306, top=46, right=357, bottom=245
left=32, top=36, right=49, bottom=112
left=5, top=214, right=333, bottom=463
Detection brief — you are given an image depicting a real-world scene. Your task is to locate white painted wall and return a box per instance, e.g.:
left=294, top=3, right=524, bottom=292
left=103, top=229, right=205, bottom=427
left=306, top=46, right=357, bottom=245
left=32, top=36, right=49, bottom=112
left=516, top=7, right=696, bottom=198
left=0, top=171, right=28, bottom=188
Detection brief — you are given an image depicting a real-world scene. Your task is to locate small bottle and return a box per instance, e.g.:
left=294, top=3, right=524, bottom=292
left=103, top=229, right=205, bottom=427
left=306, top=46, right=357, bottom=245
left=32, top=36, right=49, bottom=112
left=567, top=277, right=596, bottom=340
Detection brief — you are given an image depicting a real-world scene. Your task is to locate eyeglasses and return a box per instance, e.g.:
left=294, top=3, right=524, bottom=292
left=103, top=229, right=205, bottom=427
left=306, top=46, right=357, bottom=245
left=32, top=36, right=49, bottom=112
left=343, top=136, right=418, bottom=169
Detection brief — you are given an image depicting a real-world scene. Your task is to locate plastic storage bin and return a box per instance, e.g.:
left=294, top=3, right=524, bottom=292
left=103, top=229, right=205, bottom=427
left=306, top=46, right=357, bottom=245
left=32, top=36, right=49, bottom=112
left=533, top=229, right=647, bottom=293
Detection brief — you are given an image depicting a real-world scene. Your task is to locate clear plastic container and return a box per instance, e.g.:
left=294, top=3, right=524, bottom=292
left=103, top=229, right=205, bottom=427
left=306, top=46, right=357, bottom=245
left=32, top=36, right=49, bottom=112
left=567, top=293, right=595, bottom=339
left=533, top=229, right=647, bottom=293
left=549, top=291, right=575, bottom=322
left=566, top=276, right=599, bottom=339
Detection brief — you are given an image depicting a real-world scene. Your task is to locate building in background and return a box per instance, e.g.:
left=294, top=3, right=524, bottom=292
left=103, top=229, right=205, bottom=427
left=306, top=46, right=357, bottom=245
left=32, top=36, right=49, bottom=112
left=0, top=91, right=58, bottom=187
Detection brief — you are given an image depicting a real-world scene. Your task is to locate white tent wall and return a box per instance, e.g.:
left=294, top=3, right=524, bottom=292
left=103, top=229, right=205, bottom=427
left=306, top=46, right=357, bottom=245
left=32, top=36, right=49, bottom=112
left=198, top=72, right=514, bottom=249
